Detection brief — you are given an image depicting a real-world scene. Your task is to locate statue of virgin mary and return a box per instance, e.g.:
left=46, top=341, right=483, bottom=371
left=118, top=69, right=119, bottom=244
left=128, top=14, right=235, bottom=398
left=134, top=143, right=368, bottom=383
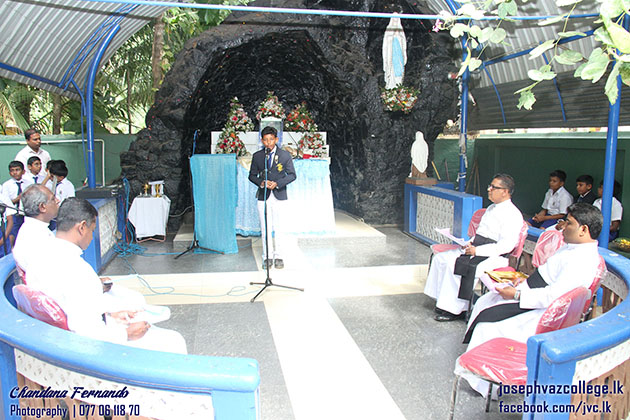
left=382, top=15, right=407, bottom=89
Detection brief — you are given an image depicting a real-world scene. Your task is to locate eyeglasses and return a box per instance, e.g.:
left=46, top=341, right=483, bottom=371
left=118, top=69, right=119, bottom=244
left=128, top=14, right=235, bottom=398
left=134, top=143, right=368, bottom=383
left=487, top=184, right=507, bottom=191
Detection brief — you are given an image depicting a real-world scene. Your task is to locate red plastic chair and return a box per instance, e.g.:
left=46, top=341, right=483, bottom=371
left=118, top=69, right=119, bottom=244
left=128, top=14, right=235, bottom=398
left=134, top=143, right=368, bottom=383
left=508, top=221, right=529, bottom=267
left=449, top=286, right=591, bottom=419
left=531, top=229, right=565, bottom=268
left=12, top=284, right=69, bottom=330
left=430, top=208, right=486, bottom=258
left=582, top=256, right=606, bottom=320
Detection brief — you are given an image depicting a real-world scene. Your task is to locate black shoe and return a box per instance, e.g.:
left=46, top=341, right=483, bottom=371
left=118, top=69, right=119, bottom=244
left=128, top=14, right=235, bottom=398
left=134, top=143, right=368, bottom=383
left=434, top=307, right=446, bottom=315
left=434, top=311, right=465, bottom=322
left=262, top=259, right=273, bottom=269
left=274, top=258, right=284, bottom=269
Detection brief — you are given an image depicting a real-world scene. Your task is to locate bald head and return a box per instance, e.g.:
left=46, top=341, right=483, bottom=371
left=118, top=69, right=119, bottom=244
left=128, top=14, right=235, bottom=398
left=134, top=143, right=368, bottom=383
left=22, top=184, right=59, bottom=222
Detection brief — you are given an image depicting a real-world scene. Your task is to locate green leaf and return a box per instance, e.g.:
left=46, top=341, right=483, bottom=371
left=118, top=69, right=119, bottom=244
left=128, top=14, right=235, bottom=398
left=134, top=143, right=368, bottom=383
left=489, top=28, right=507, bottom=43
left=555, top=49, right=584, bottom=65
left=620, top=63, right=630, bottom=87
left=603, top=19, right=630, bottom=54
left=497, top=1, right=517, bottom=18
left=517, top=90, right=536, bottom=110
left=478, top=27, right=494, bottom=43
left=574, top=62, right=587, bottom=78
left=458, top=3, right=484, bottom=19
left=528, top=65, right=556, bottom=81
left=557, top=31, right=587, bottom=38
left=450, top=23, right=469, bottom=38
left=538, top=15, right=566, bottom=26
left=595, top=26, right=615, bottom=47
left=605, top=61, right=621, bottom=104
left=580, top=48, right=611, bottom=83
left=469, top=25, right=482, bottom=38
left=457, top=52, right=472, bottom=77
left=514, top=82, right=538, bottom=94
left=600, top=0, right=626, bottom=20
left=556, top=0, right=583, bottom=6
left=469, top=38, right=479, bottom=49
left=529, top=40, right=555, bottom=59
left=469, top=57, right=483, bottom=71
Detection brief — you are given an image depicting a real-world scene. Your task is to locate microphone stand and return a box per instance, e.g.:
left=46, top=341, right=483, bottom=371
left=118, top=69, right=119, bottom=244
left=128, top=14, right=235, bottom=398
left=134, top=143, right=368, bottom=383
left=250, top=147, right=304, bottom=302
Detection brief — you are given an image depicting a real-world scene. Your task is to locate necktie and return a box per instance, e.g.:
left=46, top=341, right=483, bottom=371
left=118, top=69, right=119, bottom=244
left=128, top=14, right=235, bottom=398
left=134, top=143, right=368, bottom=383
left=33, top=175, right=38, bottom=183
left=16, top=181, right=22, bottom=195
left=267, top=152, right=274, bottom=169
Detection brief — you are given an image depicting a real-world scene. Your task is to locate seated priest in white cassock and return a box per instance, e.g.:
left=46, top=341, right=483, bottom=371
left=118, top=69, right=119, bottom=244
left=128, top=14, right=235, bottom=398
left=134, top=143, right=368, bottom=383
left=459, top=202, right=602, bottom=396
left=424, top=173, right=523, bottom=321
left=15, top=185, right=154, bottom=314
left=26, top=198, right=186, bottom=353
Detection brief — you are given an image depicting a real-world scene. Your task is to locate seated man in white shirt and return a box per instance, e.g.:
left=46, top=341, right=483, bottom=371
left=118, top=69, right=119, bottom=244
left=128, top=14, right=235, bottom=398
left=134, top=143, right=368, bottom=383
left=26, top=198, right=186, bottom=354
left=459, top=202, right=602, bottom=396
left=15, top=184, right=151, bottom=312
left=424, top=174, right=524, bottom=321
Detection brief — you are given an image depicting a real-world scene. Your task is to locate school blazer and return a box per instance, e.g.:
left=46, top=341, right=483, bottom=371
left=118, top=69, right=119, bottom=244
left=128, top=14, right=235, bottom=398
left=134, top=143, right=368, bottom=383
left=248, top=148, right=296, bottom=200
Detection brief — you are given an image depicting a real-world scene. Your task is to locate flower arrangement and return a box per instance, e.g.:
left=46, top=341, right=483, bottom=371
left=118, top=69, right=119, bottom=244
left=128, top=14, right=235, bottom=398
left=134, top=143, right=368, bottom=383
left=226, top=97, right=254, bottom=132
left=380, top=84, right=420, bottom=114
left=215, top=126, right=247, bottom=156
left=298, top=132, right=325, bottom=157
left=284, top=102, right=318, bottom=132
left=215, top=97, right=251, bottom=156
left=256, top=91, right=286, bottom=120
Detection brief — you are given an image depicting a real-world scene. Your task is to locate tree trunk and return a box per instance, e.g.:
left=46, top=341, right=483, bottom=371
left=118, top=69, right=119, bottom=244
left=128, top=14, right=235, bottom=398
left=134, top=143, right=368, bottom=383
left=15, top=94, right=32, bottom=128
left=151, top=13, right=165, bottom=92
left=52, top=93, right=62, bottom=134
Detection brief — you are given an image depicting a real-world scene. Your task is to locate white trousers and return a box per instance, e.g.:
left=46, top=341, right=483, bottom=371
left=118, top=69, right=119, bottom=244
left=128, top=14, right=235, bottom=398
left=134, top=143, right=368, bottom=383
left=424, top=249, right=509, bottom=315
left=257, top=194, right=287, bottom=260
left=125, top=326, right=188, bottom=354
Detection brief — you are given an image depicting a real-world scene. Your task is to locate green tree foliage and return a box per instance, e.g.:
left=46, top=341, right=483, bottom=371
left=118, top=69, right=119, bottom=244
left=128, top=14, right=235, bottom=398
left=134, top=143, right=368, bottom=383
left=437, top=0, right=630, bottom=109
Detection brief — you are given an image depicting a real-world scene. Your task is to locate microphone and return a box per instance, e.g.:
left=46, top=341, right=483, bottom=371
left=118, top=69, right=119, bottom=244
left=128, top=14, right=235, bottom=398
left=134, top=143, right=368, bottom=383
left=264, top=147, right=271, bottom=155
left=0, top=202, right=25, bottom=216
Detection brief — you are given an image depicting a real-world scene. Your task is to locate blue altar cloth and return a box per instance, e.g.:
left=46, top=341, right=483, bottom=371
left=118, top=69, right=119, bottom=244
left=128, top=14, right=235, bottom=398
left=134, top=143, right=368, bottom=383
left=236, top=159, right=335, bottom=236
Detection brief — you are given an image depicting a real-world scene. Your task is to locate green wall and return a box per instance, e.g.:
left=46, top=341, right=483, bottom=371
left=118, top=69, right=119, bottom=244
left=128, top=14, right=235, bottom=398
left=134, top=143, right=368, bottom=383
left=432, top=136, right=476, bottom=188
left=0, top=134, right=134, bottom=188
left=471, top=132, right=630, bottom=237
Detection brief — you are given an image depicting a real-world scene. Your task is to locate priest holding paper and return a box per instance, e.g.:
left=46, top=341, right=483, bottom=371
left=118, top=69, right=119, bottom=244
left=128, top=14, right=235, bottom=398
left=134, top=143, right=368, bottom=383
left=424, top=174, right=523, bottom=321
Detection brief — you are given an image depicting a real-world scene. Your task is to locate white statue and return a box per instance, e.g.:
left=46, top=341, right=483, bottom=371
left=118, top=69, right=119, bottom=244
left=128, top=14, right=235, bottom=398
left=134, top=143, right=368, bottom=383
left=382, top=15, right=407, bottom=89
left=410, top=131, right=428, bottom=177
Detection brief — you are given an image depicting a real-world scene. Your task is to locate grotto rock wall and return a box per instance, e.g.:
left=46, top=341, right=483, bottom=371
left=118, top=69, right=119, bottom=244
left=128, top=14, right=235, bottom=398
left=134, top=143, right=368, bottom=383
left=120, top=0, right=459, bottom=228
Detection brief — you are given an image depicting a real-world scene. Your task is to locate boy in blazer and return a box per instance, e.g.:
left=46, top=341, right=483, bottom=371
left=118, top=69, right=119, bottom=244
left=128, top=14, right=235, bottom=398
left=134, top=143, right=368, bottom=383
left=248, top=126, right=296, bottom=269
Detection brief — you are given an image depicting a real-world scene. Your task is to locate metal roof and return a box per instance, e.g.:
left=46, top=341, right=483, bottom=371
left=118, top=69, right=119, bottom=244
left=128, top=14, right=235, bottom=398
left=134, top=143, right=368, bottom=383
left=0, top=0, right=168, bottom=100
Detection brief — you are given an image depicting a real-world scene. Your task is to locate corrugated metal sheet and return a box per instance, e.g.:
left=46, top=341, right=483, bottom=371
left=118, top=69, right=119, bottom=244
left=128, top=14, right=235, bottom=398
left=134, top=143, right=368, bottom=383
left=421, top=0, right=600, bottom=88
left=0, top=0, right=168, bottom=99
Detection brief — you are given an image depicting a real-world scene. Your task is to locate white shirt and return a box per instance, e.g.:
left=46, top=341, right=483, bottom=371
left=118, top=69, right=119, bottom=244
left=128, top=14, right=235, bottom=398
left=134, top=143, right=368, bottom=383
left=15, top=146, right=51, bottom=178
left=23, top=172, right=41, bottom=184
left=519, top=241, right=600, bottom=309
left=593, top=197, right=623, bottom=222
left=0, top=191, right=16, bottom=222
left=46, top=177, right=75, bottom=203
left=473, top=199, right=523, bottom=257
left=12, top=217, right=55, bottom=273
left=2, top=177, right=33, bottom=210
left=25, top=237, right=128, bottom=344
left=542, top=186, right=573, bottom=215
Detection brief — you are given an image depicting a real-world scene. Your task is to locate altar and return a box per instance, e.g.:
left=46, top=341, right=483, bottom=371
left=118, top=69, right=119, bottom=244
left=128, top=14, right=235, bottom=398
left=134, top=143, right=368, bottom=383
left=235, top=158, right=335, bottom=236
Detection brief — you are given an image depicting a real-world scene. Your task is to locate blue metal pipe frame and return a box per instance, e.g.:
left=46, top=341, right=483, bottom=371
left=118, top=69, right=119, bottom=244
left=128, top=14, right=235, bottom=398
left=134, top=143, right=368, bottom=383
left=598, top=15, right=628, bottom=246
left=85, top=25, right=121, bottom=188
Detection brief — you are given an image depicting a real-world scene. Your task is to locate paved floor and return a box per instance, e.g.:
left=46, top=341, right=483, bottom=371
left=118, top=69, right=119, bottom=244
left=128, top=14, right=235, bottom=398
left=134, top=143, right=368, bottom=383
left=101, top=214, right=522, bottom=420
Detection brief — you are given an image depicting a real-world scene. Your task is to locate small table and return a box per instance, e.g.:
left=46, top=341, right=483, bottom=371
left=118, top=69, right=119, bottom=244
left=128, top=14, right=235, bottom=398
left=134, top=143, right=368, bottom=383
left=128, top=196, right=171, bottom=241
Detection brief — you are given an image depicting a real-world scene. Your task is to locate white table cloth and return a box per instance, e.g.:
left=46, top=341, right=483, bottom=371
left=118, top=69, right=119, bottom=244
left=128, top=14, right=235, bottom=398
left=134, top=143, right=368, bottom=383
left=128, top=196, right=171, bottom=238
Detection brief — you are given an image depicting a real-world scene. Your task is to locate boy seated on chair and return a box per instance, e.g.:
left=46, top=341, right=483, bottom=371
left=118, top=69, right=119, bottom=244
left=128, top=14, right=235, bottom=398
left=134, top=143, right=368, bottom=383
left=527, top=169, right=573, bottom=229
left=424, top=174, right=523, bottom=322
left=460, top=203, right=602, bottom=396
left=593, top=180, right=623, bottom=241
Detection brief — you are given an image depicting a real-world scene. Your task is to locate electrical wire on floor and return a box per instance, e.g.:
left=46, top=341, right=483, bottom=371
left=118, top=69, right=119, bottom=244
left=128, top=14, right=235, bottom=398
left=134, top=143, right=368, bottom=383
left=117, top=256, right=259, bottom=298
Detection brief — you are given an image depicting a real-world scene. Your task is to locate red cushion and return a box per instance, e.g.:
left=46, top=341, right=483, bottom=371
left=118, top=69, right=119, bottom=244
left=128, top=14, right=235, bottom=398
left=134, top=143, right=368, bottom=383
left=12, top=285, right=69, bottom=330
left=431, top=244, right=460, bottom=254
left=458, top=337, right=528, bottom=385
